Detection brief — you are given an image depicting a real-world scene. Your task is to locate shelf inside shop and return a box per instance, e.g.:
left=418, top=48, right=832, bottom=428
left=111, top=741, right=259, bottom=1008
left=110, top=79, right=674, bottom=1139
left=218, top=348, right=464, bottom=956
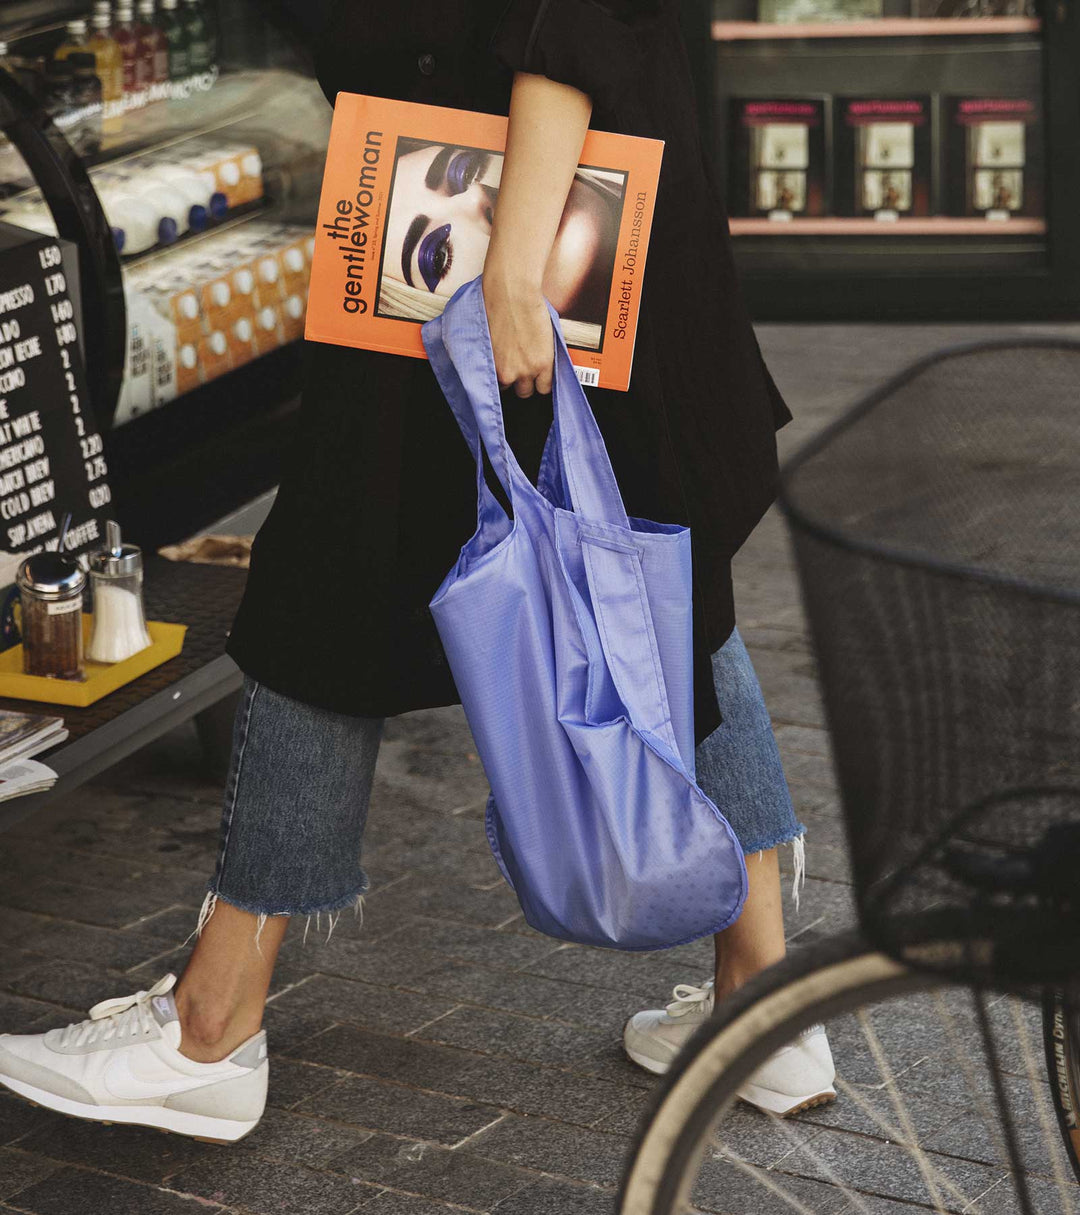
left=118, top=197, right=269, bottom=266
left=729, top=216, right=1048, bottom=235
left=0, top=68, right=329, bottom=198
left=712, top=15, right=1041, bottom=39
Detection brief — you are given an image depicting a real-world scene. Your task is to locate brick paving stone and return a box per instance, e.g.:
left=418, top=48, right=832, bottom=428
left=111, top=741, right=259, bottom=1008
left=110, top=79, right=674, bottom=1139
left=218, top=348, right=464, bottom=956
left=170, top=1150, right=369, bottom=1215
left=266, top=975, right=458, bottom=1037
left=401, top=920, right=561, bottom=971
left=0, top=1094, right=58, bottom=1148
left=450, top=1056, right=643, bottom=1129
left=778, top=1126, right=1005, bottom=1207
left=239, top=1107, right=371, bottom=1167
left=292, top=1025, right=474, bottom=1093
left=2, top=960, right=138, bottom=1013
left=0, top=950, right=47, bottom=988
left=122, top=906, right=203, bottom=941
left=262, top=1003, right=341, bottom=1057
left=412, top=1005, right=610, bottom=1070
left=14, top=1117, right=207, bottom=1183
left=9, top=1166, right=228, bottom=1215
left=267, top=1057, right=348, bottom=1110
left=0, top=1149, right=60, bottom=1202
left=489, top=1178, right=616, bottom=1214
left=687, top=1156, right=853, bottom=1215
left=287, top=933, right=446, bottom=990
left=414, top=960, right=612, bottom=1023
left=328, top=1133, right=531, bottom=1208
left=360, top=1193, right=470, bottom=1215
left=360, top=878, right=521, bottom=932
left=0, top=908, right=177, bottom=973
left=295, top=1074, right=503, bottom=1146
left=465, top=1115, right=629, bottom=1188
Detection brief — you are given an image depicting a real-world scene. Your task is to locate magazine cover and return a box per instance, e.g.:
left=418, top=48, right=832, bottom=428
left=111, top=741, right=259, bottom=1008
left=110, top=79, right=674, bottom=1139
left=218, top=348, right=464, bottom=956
left=833, top=97, right=932, bottom=218
left=728, top=98, right=829, bottom=219
left=944, top=96, right=1044, bottom=220
left=305, top=94, right=665, bottom=392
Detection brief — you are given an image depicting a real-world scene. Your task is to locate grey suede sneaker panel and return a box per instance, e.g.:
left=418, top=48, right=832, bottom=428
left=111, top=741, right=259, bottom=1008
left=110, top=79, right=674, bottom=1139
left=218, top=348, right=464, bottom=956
left=0, top=1042, right=96, bottom=1104
left=229, top=1031, right=267, bottom=1069
left=151, top=992, right=179, bottom=1028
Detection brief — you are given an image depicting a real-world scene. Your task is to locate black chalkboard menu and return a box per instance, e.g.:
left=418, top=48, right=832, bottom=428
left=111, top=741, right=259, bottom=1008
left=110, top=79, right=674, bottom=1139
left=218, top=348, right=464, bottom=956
left=0, top=221, right=111, bottom=587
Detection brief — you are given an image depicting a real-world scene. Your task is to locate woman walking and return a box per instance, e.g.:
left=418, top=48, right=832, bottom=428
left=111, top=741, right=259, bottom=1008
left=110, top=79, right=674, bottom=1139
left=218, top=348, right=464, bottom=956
left=0, top=0, right=834, bottom=1141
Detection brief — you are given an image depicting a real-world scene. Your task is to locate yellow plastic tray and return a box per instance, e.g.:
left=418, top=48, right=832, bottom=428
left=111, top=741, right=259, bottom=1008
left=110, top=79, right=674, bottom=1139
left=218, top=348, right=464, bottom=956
left=0, top=616, right=187, bottom=707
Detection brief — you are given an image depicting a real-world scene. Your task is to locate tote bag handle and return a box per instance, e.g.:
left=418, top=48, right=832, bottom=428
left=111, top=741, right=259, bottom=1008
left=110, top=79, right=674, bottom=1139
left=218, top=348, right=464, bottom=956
left=422, top=278, right=629, bottom=530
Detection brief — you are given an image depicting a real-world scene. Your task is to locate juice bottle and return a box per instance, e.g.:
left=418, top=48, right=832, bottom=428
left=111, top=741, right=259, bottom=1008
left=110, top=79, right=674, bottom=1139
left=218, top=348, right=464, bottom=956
left=182, top=0, right=211, bottom=74
left=158, top=0, right=190, bottom=81
left=280, top=291, right=306, bottom=343
left=87, top=9, right=125, bottom=139
left=112, top=4, right=140, bottom=102
left=136, top=0, right=168, bottom=88
left=53, top=19, right=89, bottom=63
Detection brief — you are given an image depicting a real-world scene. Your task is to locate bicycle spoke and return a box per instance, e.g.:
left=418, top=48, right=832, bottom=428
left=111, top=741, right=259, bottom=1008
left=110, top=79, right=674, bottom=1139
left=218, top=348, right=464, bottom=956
left=858, top=1006, right=967, bottom=1214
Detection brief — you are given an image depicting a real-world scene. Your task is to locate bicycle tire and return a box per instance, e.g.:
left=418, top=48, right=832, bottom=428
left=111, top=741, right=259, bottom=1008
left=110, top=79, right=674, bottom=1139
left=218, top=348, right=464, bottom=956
left=1045, top=988, right=1080, bottom=1185
left=618, top=927, right=1080, bottom=1215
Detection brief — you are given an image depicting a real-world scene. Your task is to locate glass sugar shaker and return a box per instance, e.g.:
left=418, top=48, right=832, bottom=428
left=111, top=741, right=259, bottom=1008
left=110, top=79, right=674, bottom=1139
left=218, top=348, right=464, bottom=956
left=87, top=521, right=153, bottom=664
left=16, top=550, right=87, bottom=680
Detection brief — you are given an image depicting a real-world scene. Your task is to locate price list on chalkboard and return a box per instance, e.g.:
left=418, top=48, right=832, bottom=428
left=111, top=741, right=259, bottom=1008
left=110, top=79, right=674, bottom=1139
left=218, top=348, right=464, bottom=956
left=0, top=223, right=111, bottom=579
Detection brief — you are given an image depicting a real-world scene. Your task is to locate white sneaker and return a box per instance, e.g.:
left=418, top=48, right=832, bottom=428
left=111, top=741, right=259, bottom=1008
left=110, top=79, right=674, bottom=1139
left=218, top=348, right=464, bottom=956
left=0, top=973, right=267, bottom=1143
left=624, top=981, right=837, bottom=1117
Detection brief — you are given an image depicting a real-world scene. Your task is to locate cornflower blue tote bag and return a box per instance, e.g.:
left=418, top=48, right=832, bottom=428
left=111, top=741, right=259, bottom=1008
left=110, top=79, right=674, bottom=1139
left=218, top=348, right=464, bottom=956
left=421, top=277, right=747, bottom=951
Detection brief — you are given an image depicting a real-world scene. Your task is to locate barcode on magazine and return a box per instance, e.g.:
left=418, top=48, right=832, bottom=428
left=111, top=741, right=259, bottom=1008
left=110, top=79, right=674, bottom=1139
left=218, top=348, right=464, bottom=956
left=575, top=367, right=600, bottom=387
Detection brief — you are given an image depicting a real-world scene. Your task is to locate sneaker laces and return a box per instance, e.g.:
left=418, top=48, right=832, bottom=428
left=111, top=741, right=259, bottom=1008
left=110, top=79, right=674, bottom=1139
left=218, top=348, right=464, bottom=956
left=665, top=979, right=714, bottom=1018
left=57, top=973, right=176, bottom=1049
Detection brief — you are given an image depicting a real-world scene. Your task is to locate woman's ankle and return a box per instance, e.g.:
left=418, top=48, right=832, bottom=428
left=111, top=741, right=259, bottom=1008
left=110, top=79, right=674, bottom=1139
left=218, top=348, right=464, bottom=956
left=173, top=983, right=260, bottom=1063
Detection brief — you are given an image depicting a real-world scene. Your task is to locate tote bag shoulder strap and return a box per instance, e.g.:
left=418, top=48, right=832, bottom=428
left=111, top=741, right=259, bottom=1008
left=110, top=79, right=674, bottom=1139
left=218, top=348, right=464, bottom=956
left=422, top=277, right=629, bottom=529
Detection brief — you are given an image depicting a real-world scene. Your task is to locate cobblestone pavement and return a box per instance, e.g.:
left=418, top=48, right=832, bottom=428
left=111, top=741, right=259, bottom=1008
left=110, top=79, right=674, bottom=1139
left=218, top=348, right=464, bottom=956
left=1, top=322, right=1078, bottom=1214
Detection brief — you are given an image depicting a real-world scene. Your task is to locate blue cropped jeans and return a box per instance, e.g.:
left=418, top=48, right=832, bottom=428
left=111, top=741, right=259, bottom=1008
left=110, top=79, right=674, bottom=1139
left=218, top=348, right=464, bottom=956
left=195, top=626, right=805, bottom=945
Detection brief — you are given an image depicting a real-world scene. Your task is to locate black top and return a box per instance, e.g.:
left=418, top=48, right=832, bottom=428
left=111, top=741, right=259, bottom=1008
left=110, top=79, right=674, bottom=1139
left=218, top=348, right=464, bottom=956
left=226, top=0, right=793, bottom=745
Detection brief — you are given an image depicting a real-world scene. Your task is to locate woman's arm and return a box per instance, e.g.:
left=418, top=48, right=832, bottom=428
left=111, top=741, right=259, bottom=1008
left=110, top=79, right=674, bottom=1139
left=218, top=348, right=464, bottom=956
left=482, top=71, right=592, bottom=399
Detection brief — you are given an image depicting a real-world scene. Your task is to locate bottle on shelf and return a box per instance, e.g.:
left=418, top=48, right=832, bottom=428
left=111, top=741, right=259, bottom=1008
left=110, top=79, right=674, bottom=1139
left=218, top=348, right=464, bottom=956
left=158, top=0, right=190, bottom=81
left=97, top=184, right=168, bottom=254
left=97, top=167, right=188, bottom=242
left=136, top=0, right=169, bottom=89
left=182, top=0, right=212, bottom=75
left=53, top=18, right=90, bottom=62
left=68, top=53, right=104, bottom=156
left=112, top=3, right=140, bottom=102
left=141, top=158, right=221, bottom=227
left=88, top=8, right=125, bottom=138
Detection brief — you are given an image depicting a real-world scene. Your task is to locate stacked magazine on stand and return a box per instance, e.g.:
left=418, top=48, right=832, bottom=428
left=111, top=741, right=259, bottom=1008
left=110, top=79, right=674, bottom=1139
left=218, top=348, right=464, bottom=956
left=305, top=94, right=665, bottom=392
left=0, top=710, right=67, bottom=801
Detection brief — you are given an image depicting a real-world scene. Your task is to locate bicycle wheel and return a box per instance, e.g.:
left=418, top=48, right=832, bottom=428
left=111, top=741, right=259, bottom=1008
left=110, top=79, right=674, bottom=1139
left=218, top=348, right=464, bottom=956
left=1045, top=988, right=1080, bottom=1185
left=620, top=931, right=1080, bottom=1215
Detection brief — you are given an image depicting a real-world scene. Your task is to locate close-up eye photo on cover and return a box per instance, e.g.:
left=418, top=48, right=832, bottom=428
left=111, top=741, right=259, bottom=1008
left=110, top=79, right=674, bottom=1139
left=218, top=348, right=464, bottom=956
left=0, top=0, right=1077, bottom=1213
left=379, top=138, right=624, bottom=347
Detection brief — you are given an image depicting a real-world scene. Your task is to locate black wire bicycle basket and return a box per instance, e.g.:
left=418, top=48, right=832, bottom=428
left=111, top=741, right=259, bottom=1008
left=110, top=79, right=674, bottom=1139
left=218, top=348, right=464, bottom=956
left=779, top=341, right=1080, bottom=991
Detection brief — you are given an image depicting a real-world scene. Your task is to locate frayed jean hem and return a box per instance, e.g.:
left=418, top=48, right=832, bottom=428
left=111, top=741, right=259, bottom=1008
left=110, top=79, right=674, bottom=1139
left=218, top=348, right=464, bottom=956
left=184, top=879, right=369, bottom=956
left=742, top=828, right=808, bottom=913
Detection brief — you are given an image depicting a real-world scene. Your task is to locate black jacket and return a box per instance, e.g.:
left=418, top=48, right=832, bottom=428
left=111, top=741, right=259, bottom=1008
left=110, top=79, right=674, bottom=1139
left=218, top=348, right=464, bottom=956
left=226, top=0, right=792, bottom=744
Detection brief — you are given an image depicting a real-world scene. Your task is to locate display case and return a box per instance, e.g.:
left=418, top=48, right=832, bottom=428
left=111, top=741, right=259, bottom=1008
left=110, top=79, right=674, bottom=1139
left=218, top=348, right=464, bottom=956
left=707, top=0, right=1080, bottom=318
left=0, top=0, right=328, bottom=550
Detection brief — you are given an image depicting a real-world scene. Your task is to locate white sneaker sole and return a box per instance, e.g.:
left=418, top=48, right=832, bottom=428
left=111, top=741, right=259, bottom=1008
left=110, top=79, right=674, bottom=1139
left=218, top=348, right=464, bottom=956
left=623, top=1043, right=672, bottom=1076
left=738, top=1081, right=837, bottom=1118
left=0, top=1072, right=260, bottom=1143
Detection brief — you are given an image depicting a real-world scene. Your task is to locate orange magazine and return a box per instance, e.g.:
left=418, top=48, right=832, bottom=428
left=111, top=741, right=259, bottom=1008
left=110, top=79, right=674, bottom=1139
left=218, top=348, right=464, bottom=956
left=305, top=93, right=664, bottom=392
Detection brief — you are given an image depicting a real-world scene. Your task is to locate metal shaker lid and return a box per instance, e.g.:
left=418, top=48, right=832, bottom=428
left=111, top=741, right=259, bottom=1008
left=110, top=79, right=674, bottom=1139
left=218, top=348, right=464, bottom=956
left=88, top=520, right=143, bottom=579
left=16, top=551, right=86, bottom=599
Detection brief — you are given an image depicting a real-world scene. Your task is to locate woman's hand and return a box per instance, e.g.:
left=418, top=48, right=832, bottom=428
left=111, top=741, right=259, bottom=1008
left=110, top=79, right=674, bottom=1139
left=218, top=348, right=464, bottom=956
left=482, top=259, right=554, bottom=398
